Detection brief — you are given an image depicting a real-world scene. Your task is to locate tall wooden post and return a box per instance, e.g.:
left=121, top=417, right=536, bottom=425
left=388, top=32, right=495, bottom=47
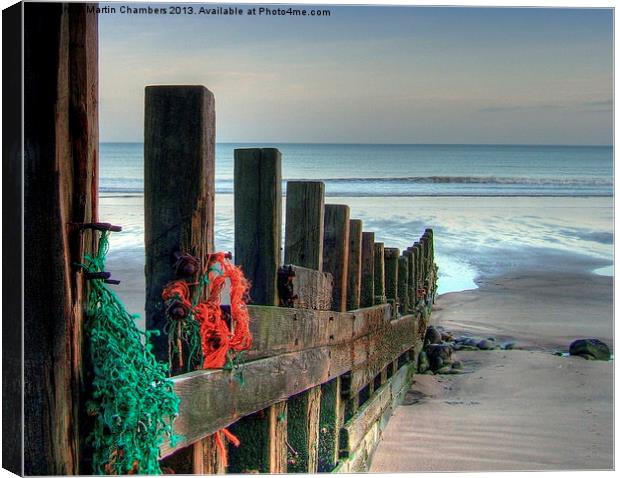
left=360, top=232, right=375, bottom=307
left=373, top=242, right=386, bottom=304
left=403, top=248, right=415, bottom=313
left=318, top=205, right=350, bottom=472
left=284, top=181, right=325, bottom=271
left=144, top=85, right=219, bottom=473
left=346, top=219, right=363, bottom=311
left=398, top=255, right=409, bottom=316
left=24, top=3, right=98, bottom=474
left=228, top=148, right=287, bottom=474
left=234, top=148, right=282, bottom=305
left=144, top=85, right=215, bottom=366
left=322, top=204, right=350, bottom=312
left=284, top=181, right=325, bottom=473
left=384, top=247, right=399, bottom=317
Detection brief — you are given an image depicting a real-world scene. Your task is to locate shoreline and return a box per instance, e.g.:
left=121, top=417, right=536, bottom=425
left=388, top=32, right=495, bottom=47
left=370, top=264, right=613, bottom=472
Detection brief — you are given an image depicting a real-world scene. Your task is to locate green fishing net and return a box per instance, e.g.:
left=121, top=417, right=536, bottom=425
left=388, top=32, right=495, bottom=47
left=81, top=231, right=181, bottom=475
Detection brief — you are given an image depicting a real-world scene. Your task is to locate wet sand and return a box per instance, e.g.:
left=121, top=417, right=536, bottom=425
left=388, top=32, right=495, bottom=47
left=370, top=268, right=613, bottom=472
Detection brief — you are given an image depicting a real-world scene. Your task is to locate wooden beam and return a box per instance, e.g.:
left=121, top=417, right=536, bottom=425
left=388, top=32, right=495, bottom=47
left=24, top=3, right=98, bottom=474
left=277, top=265, right=333, bottom=310
left=144, top=85, right=215, bottom=369
left=158, top=305, right=403, bottom=459
left=346, top=220, right=363, bottom=311
left=360, top=232, right=375, bottom=308
left=234, top=148, right=282, bottom=305
left=397, top=255, right=409, bottom=316
left=284, top=181, right=325, bottom=270
left=384, top=247, right=399, bottom=316
left=348, top=314, right=421, bottom=394
left=322, top=204, right=350, bottom=312
left=143, top=85, right=222, bottom=472
left=373, top=242, right=386, bottom=304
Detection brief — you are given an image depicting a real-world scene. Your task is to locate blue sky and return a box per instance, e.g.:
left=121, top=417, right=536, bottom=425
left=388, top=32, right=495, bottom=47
left=99, top=5, right=613, bottom=144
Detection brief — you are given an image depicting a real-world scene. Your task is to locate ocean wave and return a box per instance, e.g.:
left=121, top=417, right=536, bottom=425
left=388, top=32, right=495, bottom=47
left=315, top=176, right=613, bottom=186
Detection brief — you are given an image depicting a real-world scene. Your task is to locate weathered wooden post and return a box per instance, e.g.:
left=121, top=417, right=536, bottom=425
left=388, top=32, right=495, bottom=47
left=403, top=248, right=415, bottom=313
left=384, top=247, right=399, bottom=317
left=285, top=181, right=325, bottom=271
left=398, top=255, right=409, bottom=316
left=144, top=85, right=218, bottom=473
left=323, top=205, right=350, bottom=312
left=284, top=181, right=325, bottom=473
left=360, top=232, right=375, bottom=308
left=346, top=219, right=363, bottom=311
left=318, top=204, right=350, bottom=472
left=373, top=242, right=386, bottom=304
left=234, top=148, right=282, bottom=305
left=413, top=241, right=421, bottom=307
left=228, top=148, right=287, bottom=473
left=24, top=3, right=99, bottom=474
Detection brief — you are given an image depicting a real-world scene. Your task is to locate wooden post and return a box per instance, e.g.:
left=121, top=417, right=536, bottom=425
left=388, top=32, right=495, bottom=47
left=24, top=3, right=98, bottom=474
left=284, top=181, right=325, bottom=473
left=413, top=242, right=421, bottom=306
left=144, top=85, right=215, bottom=367
left=234, top=148, right=282, bottom=305
left=398, top=255, right=409, bottom=316
left=373, top=242, right=386, bottom=304
left=229, top=147, right=287, bottom=473
left=403, top=248, right=415, bottom=313
left=318, top=205, right=350, bottom=472
left=284, top=181, right=325, bottom=271
left=360, top=232, right=375, bottom=308
left=322, top=204, right=350, bottom=312
left=144, top=85, right=219, bottom=473
left=384, top=247, right=399, bottom=317
left=346, top=219, right=363, bottom=311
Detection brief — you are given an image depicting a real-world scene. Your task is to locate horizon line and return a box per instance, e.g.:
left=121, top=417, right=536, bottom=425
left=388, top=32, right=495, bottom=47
left=99, top=141, right=613, bottom=147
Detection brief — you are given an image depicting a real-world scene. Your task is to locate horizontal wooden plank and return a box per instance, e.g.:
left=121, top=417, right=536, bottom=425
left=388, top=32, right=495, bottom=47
left=348, top=313, right=421, bottom=394
left=277, top=264, right=333, bottom=310
left=340, top=382, right=392, bottom=454
left=246, top=305, right=352, bottom=360
left=160, top=304, right=412, bottom=458
left=336, top=363, right=415, bottom=473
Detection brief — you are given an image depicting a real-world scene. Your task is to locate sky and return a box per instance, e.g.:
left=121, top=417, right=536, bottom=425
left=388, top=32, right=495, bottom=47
left=99, top=4, right=613, bottom=145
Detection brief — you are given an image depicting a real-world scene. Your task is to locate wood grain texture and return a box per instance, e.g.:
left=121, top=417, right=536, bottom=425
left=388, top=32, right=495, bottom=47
left=269, top=401, right=288, bottom=473
left=234, top=148, right=282, bottom=305
left=24, top=4, right=98, bottom=474
left=144, top=85, right=215, bottom=367
left=373, top=242, right=386, bottom=303
left=397, top=255, right=409, bottom=316
left=349, top=314, right=420, bottom=394
left=284, top=181, right=325, bottom=271
left=346, top=220, right=363, bottom=311
left=322, top=204, right=350, bottom=312
left=384, top=248, right=399, bottom=311
left=360, top=232, right=375, bottom=308
left=277, top=265, right=333, bottom=310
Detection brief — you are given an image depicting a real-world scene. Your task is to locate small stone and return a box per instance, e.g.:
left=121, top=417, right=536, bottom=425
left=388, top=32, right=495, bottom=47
left=569, top=338, right=611, bottom=361
left=424, top=326, right=442, bottom=345
left=436, top=365, right=453, bottom=374
left=501, top=342, right=517, bottom=350
left=423, top=369, right=435, bottom=375
left=451, top=360, right=463, bottom=370
left=477, top=339, right=494, bottom=350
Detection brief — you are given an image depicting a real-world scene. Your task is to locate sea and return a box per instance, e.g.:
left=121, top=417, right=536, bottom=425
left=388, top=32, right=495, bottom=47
left=99, top=143, right=613, bottom=306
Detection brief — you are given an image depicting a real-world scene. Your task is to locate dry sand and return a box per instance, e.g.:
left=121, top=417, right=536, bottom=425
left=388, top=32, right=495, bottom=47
left=370, top=268, right=613, bottom=472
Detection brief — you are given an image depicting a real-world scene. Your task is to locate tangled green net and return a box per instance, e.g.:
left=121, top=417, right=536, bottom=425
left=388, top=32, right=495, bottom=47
left=82, top=232, right=181, bottom=475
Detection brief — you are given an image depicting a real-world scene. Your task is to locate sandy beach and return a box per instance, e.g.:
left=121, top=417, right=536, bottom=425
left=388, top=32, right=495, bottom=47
left=371, top=262, right=613, bottom=472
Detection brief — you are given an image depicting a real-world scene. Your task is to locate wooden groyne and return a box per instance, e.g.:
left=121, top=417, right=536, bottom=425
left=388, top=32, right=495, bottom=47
left=143, top=86, right=438, bottom=473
